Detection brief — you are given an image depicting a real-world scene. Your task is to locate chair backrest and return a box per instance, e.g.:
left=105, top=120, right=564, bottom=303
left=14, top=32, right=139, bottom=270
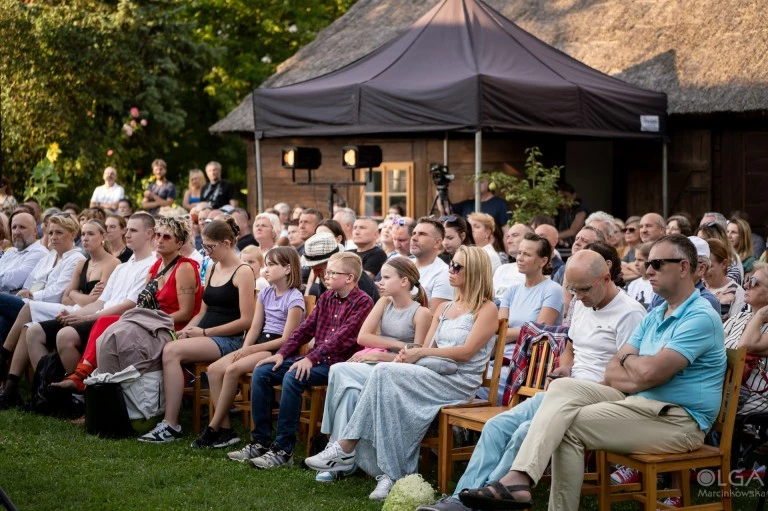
left=483, top=319, right=508, bottom=407
left=509, top=339, right=555, bottom=408
left=714, top=347, right=747, bottom=455
left=304, top=295, right=316, bottom=317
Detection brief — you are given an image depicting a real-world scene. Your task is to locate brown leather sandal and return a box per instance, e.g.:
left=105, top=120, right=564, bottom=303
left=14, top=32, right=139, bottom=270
left=458, top=481, right=533, bottom=510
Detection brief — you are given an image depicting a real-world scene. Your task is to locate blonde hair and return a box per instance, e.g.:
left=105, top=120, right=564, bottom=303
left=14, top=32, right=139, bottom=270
left=728, top=217, right=754, bottom=262
left=468, top=212, right=495, bottom=233
left=254, top=212, right=282, bottom=241
left=240, top=245, right=264, bottom=265
left=328, top=252, right=363, bottom=282
left=454, top=245, right=494, bottom=314
left=48, top=214, right=80, bottom=235
left=188, top=169, right=205, bottom=189
left=83, top=219, right=112, bottom=254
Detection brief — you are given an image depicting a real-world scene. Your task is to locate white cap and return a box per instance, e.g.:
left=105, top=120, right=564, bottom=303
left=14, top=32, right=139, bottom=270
left=688, top=236, right=710, bottom=259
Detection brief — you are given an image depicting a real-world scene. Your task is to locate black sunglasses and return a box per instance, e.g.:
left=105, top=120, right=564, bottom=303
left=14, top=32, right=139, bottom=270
left=623, top=227, right=636, bottom=233
left=448, top=260, right=464, bottom=274
left=644, top=258, right=684, bottom=271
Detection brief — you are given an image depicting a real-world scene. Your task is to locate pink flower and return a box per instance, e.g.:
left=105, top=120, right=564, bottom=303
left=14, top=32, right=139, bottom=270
left=87, top=110, right=92, bottom=117
left=123, top=124, right=133, bottom=137
left=107, top=149, right=114, bottom=156
left=140, top=119, right=148, bottom=126
left=130, top=119, right=137, bottom=127
left=130, top=107, right=140, bottom=118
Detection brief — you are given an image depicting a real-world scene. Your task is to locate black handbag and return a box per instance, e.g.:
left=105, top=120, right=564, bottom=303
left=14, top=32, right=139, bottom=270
left=29, top=354, right=83, bottom=419
left=85, top=382, right=134, bottom=438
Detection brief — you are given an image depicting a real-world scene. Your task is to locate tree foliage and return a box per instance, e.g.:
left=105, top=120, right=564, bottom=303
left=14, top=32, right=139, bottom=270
left=482, top=147, right=565, bottom=225
left=0, top=0, right=353, bottom=207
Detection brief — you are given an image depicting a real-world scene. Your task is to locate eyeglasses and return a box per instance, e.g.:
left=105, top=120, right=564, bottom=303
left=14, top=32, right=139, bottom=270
left=746, top=276, right=762, bottom=290
left=202, top=243, right=219, bottom=253
left=55, top=212, right=73, bottom=219
left=448, top=260, right=464, bottom=274
left=324, top=270, right=351, bottom=278
left=154, top=232, right=174, bottom=242
left=644, top=258, right=684, bottom=271
left=439, top=215, right=458, bottom=223
left=566, top=274, right=607, bottom=296
left=622, top=227, right=636, bottom=233
left=703, top=221, right=718, bottom=228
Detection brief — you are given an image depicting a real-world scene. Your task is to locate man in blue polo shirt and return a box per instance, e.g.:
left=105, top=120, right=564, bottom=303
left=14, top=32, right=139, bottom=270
left=459, top=234, right=726, bottom=511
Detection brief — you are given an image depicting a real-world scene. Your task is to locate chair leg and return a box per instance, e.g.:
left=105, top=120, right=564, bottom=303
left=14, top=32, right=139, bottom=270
left=721, top=459, right=732, bottom=511
left=306, top=390, right=323, bottom=457
left=192, top=367, right=202, bottom=435
left=644, top=465, right=657, bottom=511
left=679, top=469, right=690, bottom=507
left=599, top=453, right=612, bottom=511
left=438, top=414, right=452, bottom=494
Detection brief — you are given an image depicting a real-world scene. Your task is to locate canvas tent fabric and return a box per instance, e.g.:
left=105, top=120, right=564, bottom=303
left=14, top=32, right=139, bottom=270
left=212, top=0, right=667, bottom=139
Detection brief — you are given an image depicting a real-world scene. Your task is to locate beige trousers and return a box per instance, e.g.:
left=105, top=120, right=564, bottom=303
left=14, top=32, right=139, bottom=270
left=509, top=378, right=705, bottom=511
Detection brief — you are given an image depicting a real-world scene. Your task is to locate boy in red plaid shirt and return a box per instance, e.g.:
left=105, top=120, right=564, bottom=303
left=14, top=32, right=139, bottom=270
left=230, top=248, right=373, bottom=468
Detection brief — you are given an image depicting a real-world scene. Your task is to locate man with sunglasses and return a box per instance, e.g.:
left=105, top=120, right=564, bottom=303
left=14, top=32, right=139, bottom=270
left=426, top=250, right=646, bottom=511
left=647, top=235, right=720, bottom=314
left=458, top=234, right=725, bottom=511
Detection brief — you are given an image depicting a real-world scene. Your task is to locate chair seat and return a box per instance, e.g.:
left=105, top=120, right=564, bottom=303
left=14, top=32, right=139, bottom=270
left=611, top=444, right=722, bottom=464
left=442, top=405, right=507, bottom=426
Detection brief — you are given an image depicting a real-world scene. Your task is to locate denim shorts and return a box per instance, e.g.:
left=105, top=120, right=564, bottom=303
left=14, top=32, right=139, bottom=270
left=210, top=334, right=245, bottom=357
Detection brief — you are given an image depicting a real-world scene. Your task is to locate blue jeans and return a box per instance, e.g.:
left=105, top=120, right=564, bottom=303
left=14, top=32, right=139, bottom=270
left=453, top=392, right=546, bottom=497
left=0, top=293, right=25, bottom=344
left=250, top=358, right=331, bottom=453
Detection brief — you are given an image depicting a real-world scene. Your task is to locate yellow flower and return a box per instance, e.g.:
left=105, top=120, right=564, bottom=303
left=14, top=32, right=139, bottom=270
left=46, top=142, right=61, bottom=163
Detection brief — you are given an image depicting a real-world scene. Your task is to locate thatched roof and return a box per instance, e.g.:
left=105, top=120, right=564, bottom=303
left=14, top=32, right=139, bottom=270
left=211, top=0, right=768, bottom=134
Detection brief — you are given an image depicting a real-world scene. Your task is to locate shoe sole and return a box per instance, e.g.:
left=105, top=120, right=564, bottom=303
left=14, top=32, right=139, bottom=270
left=304, top=458, right=356, bottom=472
left=138, top=435, right=181, bottom=444
left=211, top=437, right=242, bottom=449
left=250, top=457, right=294, bottom=470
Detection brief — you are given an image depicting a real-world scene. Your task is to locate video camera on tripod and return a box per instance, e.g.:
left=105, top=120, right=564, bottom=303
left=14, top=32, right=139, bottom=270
left=429, top=163, right=455, bottom=215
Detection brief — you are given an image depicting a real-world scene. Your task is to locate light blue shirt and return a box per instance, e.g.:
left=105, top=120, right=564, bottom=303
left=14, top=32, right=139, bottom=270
left=628, top=289, right=726, bottom=431
left=500, top=278, right=565, bottom=329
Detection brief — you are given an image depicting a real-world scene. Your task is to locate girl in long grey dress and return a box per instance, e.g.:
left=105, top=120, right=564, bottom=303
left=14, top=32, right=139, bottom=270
left=315, top=257, right=431, bottom=482
left=305, top=246, right=499, bottom=501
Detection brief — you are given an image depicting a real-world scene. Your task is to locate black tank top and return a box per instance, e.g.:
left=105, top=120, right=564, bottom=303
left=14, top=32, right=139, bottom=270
left=78, top=259, right=100, bottom=295
left=198, top=263, right=251, bottom=330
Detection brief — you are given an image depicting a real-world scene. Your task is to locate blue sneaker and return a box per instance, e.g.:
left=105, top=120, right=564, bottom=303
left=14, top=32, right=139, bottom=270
left=314, top=464, right=357, bottom=482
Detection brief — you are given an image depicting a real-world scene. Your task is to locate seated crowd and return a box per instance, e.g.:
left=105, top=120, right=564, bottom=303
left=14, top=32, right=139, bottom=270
left=2, top=177, right=768, bottom=508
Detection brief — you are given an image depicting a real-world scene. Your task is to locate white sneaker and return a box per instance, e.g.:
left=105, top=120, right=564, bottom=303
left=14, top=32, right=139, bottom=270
left=226, top=442, right=268, bottom=462
left=315, top=464, right=358, bottom=482
left=369, top=474, right=394, bottom=501
left=137, top=420, right=182, bottom=443
left=304, top=441, right=356, bottom=472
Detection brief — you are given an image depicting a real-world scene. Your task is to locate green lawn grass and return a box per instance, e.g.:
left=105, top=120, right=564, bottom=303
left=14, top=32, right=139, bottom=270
left=1, top=408, right=764, bottom=510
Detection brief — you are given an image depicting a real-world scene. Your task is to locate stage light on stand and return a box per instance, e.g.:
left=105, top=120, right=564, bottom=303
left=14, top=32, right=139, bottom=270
left=341, top=145, right=382, bottom=181
left=281, top=146, right=322, bottom=182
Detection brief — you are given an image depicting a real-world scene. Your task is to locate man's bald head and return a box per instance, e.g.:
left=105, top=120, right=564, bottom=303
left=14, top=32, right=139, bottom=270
left=565, top=249, right=608, bottom=281
left=639, top=213, right=666, bottom=243
left=534, top=224, right=558, bottom=254
left=10, top=211, right=38, bottom=250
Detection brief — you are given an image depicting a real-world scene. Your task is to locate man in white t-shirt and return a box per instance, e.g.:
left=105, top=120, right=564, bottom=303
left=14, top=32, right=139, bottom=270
left=493, top=223, right=532, bottom=303
left=0, top=213, right=158, bottom=406
left=420, top=250, right=646, bottom=511
left=410, top=217, right=453, bottom=313
left=90, top=167, right=125, bottom=211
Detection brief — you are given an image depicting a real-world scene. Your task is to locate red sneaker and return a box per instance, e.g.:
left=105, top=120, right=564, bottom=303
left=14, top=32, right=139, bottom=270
left=611, top=465, right=640, bottom=485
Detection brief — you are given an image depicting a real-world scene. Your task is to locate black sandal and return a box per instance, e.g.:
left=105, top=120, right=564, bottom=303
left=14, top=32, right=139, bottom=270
left=458, top=481, right=533, bottom=510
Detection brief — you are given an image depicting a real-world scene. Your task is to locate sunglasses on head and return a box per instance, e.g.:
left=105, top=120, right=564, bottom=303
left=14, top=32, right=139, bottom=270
left=391, top=218, right=407, bottom=226
left=644, top=258, right=684, bottom=271
left=439, top=215, right=458, bottom=223
left=746, top=276, right=761, bottom=289
left=448, top=260, right=464, bottom=274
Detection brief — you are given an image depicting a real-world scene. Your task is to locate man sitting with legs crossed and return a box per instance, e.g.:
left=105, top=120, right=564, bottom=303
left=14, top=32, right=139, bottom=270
left=419, top=249, right=647, bottom=510
left=459, top=234, right=726, bottom=511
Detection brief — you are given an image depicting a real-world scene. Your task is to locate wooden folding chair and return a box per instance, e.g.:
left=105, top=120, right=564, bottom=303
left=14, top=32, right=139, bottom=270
left=436, top=332, right=551, bottom=493
left=419, top=319, right=508, bottom=482
left=183, top=362, right=209, bottom=435
left=598, top=347, right=747, bottom=511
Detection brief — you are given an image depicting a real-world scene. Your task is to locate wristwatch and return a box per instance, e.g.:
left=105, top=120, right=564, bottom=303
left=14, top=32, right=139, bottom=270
left=619, top=353, right=634, bottom=367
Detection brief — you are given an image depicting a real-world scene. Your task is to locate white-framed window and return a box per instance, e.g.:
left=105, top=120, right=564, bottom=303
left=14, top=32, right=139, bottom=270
left=360, top=162, right=414, bottom=218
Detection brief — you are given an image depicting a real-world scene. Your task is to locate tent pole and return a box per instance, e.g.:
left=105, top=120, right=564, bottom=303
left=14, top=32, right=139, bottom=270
left=662, top=142, right=668, bottom=219
left=474, top=130, right=482, bottom=213
left=255, top=136, right=264, bottom=213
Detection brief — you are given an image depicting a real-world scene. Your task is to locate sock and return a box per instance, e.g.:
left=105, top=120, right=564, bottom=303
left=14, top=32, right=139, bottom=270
left=0, top=347, right=11, bottom=358
left=7, top=374, right=19, bottom=385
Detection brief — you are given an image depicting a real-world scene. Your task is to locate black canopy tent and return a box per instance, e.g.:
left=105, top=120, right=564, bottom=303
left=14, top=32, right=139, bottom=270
left=232, top=0, right=669, bottom=212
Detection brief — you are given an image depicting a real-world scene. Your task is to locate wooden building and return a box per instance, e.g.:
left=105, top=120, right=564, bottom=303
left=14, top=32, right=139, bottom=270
left=211, top=0, right=768, bottom=232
